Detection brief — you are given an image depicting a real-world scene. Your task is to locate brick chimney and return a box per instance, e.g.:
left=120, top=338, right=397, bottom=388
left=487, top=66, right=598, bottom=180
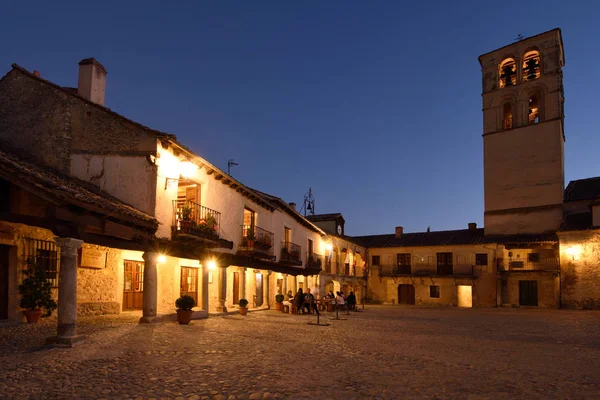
left=78, top=58, right=107, bottom=106
left=468, top=222, right=477, bottom=231
left=395, top=226, right=403, bottom=239
left=289, top=202, right=296, bottom=211
left=33, top=70, right=40, bottom=77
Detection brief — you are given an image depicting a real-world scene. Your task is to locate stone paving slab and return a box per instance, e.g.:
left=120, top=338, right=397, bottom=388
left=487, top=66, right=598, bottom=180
left=0, top=306, right=599, bottom=399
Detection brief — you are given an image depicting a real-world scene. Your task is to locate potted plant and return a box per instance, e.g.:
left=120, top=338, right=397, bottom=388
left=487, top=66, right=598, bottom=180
left=175, top=295, right=195, bottom=325
left=275, top=294, right=284, bottom=311
left=238, top=298, right=249, bottom=315
left=246, top=228, right=255, bottom=249
left=180, top=205, right=194, bottom=233
left=18, top=262, right=57, bottom=323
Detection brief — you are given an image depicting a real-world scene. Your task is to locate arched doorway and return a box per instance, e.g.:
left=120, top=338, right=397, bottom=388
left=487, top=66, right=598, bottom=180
left=397, top=284, right=415, bottom=305
left=325, top=279, right=340, bottom=295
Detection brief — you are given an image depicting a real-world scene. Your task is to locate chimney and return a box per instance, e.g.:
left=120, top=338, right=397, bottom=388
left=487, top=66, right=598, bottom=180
left=33, top=70, right=40, bottom=77
left=78, top=58, right=107, bottom=106
left=468, top=222, right=477, bottom=231
left=289, top=202, right=296, bottom=211
left=395, top=226, right=403, bottom=239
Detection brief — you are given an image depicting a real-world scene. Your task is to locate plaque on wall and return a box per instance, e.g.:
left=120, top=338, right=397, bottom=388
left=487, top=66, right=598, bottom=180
left=79, top=247, right=107, bottom=269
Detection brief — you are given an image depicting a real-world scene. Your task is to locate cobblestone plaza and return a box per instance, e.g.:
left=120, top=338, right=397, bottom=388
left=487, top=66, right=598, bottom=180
left=1, top=306, right=599, bottom=399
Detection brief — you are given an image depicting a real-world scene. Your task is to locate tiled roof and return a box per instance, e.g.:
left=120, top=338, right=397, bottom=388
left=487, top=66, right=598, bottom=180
left=564, top=176, right=600, bottom=202
left=0, top=145, right=157, bottom=229
left=353, top=228, right=557, bottom=248
left=305, top=213, right=344, bottom=223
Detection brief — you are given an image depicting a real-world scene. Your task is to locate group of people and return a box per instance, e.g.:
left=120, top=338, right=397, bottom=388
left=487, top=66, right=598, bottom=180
left=281, top=288, right=357, bottom=314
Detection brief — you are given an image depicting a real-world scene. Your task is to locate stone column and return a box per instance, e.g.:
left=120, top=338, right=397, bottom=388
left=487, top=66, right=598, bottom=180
left=240, top=268, right=246, bottom=301
left=202, top=265, right=209, bottom=311
left=139, top=251, right=158, bottom=323
left=266, top=271, right=272, bottom=309
left=47, top=237, right=83, bottom=347
left=216, top=266, right=227, bottom=312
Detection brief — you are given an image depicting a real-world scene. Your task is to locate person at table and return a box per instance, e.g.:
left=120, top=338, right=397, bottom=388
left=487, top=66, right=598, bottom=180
left=303, top=288, right=317, bottom=315
left=326, top=291, right=335, bottom=299
left=293, top=288, right=304, bottom=314
left=282, top=290, right=293, bottom=308
left=346, top=291, right=357, bottom=311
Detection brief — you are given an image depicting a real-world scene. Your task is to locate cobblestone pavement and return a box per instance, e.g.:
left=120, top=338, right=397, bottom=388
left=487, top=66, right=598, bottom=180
left=1, top=306, right=599, bottom=400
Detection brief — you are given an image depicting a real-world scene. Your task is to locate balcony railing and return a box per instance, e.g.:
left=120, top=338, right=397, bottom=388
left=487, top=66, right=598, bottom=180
left=498, top=257, right=559, bottom=272
left=173, top=200, right=221, bottom=240
left=238, top=225, right=274, bottom=257
left=280, top=241, right=302, bottom=265
left=306, top=253, right=322, bottom=270
left=379, top=264, right=474, bottom=277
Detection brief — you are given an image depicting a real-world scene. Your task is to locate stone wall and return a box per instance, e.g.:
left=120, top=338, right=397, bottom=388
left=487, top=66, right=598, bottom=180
left=77, top=244, right=121, bottom=316
left=499, top=272, right=560, bottom=308
left=559, top=231, right=600, bottom=309
left=0, top=70, right=72, bottom=173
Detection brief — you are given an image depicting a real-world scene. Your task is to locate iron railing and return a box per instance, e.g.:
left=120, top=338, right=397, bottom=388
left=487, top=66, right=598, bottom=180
left=280, top=241, right=302, bottom=264
left=306, top=253, right=322, bottom=270
left=22, top=238, right=60, bottom=288
left=379, top=264, right=474, bottom=277
left=239, top=225, right=274, bottom=256
left=173, top=200, right=221, bottom=240
left=498, top=257, right=560, bottom=272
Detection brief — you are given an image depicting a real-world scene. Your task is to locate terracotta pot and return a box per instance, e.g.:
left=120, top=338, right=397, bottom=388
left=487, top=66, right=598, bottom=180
left=275, top=302, right=283, bottom=311
left=247, top=240, right=255, bottom=249
left=239, top=306, right=248, bottom=316
left=176, top=309, right=194, bottom=325
left=25, top=309, right=43, bottom=323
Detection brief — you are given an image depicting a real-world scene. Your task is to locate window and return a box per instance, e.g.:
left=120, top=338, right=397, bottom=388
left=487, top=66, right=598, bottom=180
left=22, top=238, right=59, bottom=288
left=503, top=103, right=513, bottom=130
left=284, top=227, right=291, bottom=244
left=522, top=51, right=541, bottom=81
left=243, top=208, right=255, bottom=228
left=475, top=253, right=488, bottom=266
left=430, top=285, right=440, bottom=298
left=436, top=252, right=453, bottom=275
left=372, top=255, right=380, bottom=266
left=528, top=253, right=540, bottom=263
left=499, top=58, right=516, bottom=88
left=308, top=239, right=313, bottom=255
left=528, top=95, right=540, bottom=124
left=397, top=253, right=411, bottom=273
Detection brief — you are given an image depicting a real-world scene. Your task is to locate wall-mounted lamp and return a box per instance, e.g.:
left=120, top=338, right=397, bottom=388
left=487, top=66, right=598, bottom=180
left=566, top=246, right=579, bottom=261
left=207, top=260, right=216, bottom=270
left=158, top=255, right=167, bottom=264
left=180, top=161, right=198, bottom=179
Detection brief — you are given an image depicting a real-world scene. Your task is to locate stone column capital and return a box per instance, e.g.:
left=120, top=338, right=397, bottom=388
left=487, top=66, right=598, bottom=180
left=55, top=238, right=83, bottom=255
left=142, top=251, right=159, bottom=263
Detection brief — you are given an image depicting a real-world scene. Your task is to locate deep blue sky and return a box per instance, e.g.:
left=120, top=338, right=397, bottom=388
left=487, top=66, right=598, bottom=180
left=1, top=1, right=598, bottom=236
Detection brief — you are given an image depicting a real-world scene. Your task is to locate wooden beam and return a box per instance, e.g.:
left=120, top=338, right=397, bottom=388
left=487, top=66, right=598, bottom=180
left=206, top=169, right=214, bottom=175
left=215, top=174, right=223, bottom=180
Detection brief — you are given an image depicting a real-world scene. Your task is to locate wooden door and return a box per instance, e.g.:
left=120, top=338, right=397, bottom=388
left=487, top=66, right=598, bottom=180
left=255, top=273, right=263, bottom=307
left=233, top=272, right=240, bottom=305
left=180, top=266, right=198, bottom=306
left=0, top=245, right=9, bottom=319
left=123, top=261, right=144, bottom=310
left=519, top=280, right=538, bottom=306
left=398, top=284, right=415, bottom=305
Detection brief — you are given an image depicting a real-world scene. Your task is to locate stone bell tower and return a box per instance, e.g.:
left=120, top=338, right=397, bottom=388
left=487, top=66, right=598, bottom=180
left=479, top=29, right=565, bottom=235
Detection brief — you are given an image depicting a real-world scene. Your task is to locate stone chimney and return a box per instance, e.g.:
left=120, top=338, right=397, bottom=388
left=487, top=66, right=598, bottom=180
left=468, top=222, right=477, bottom=231
left=395, top=226, right=403, bottom=239
left=33, top=70, right=40, bottom=77
left=78, top=58, right=107, bottom=106
left=289, top=202, right=296, bottom=211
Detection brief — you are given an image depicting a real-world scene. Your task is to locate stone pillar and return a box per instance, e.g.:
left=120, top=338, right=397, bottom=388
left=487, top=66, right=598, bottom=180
left=47, top=238, right=83, bottom=347
left=266, top=271, right=272, bottom=308
left=139, top=251, right=158, bottom=323
left=202, top=265, right=209, bottom=311
left=217, top=266, right=227, bottom=312
left=240, top=268, right=246, bottom=301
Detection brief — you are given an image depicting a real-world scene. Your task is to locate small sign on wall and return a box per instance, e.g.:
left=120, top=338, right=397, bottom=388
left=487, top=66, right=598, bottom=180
left=78, top=247, right=107, bottom=269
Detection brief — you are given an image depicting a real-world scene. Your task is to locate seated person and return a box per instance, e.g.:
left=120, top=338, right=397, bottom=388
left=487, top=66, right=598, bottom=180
left=292, top=288, right=304, bottom=313
left=335, top=291, right=345, bottom=309
left=303, top=288, right=316, bottom=314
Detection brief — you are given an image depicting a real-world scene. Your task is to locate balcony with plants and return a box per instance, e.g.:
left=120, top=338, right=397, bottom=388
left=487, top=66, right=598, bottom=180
left=306, top=252, right=323, bottom=273
left=279, top=241, right=302, bottom=266
left=172, top=200, right=221, bottom=242
left=237, top=225, right=275, bottom=260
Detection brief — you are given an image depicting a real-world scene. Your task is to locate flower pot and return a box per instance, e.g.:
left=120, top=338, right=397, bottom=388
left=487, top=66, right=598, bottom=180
left=247, top=240, right=255, bottom=249
left=24, top=309, right=43, bottom=323
left=275, top=302, right=283, bottom=311
left=176, top=309, right=194, bottom=325
left=239, top=306, right=248, bottom=316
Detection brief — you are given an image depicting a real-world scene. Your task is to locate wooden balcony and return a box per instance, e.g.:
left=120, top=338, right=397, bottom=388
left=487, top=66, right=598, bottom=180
left=378, top=264, right=474, bottom=277
left=172, top=200, right=221, bottom=242
left=280, top=241, right=302, bottom=266
left=237, top=225, right=275, bottom=260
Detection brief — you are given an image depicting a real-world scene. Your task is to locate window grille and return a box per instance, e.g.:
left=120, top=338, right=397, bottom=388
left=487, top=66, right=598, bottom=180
left=22, top=238, right=59, bottom=288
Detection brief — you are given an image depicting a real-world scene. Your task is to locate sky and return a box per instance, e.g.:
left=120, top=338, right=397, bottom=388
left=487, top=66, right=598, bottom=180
left=1, top=1, right=599, bottom=236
